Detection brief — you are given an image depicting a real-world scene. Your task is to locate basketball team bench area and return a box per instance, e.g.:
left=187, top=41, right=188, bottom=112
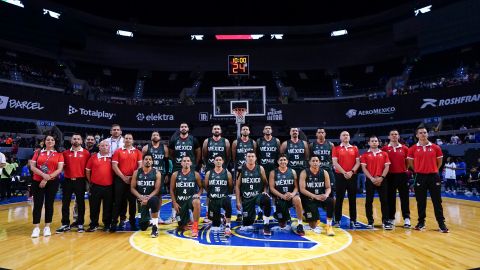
left=0, top=195, right=479, bottom=270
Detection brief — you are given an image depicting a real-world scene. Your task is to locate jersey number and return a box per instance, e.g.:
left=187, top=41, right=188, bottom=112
left=282, top=187, right=288, bottom=193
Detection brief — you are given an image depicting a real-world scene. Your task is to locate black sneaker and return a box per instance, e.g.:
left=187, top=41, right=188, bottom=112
left=102, top=225, right=110, bottom=232
left=439, top=223, right=449, bottom=233
left=414, top=222, right=426, bottom=231
left=119, top=220, right=126, bottom=230
left=130, top=225, right=139, bottom=231
left=69, top=221, right=79, bottom=229
left=236, top=214, right=243, bottom=222
left=86, top=226, right=98, bottom=232
left=109, top=223, right=117, bottom=232
left=263, top=224, right=271, bottom=236
left=77, top=225, right=85, bottom=233
left=383, top=223, right=393, bottom=230
left=366, top=222, right=374, bottom=229
left=151, top=225, right=159, bottom=238
left=296, top=224, right=305, bottom=236
left=55, top=225, right=71, bottom=234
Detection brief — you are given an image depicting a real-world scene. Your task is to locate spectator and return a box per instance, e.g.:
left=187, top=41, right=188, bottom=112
left=444, top=157, right=457, bottom=194
left=465, top=167, right=480, bottom=196
left=0, top=154, right=18, bottom=200
left=456, top=158, right=467, bottom=188
left=450, top=134, right=461, bottom=145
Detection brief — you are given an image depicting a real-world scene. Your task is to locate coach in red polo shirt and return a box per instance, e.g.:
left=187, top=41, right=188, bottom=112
left=111, top=133, right=142, bottom=231
left=86, top=140, right=113, bottom=232
left=332, top=131, right=360, bottom=228
left=361, top=135, right=392, bottom=230
left=382, top=129, right=411, bottom=228
left=408, top=126, right=448, bottom=233
left=57, top=134, right=90, bottom=234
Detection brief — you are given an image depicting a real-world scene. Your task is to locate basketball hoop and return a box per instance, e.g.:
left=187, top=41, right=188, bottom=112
left=232, top=108, right=247, bottom=124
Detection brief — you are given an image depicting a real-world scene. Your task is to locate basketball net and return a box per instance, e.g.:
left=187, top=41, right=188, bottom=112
left=232, top=108, right=247, bottom=124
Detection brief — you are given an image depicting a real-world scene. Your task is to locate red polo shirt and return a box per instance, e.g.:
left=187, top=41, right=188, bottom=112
left=407, top=142, right=443, bottom=174
left=31, top=150, right=64, bottom=181
left=112, top=146, right=142, bottom=176
left=360, top=149, right=391, bottom=177
left=382, top=143, right=409, bottom=173
left=86, top=154, right=113, bottom=186
left=63, top=147, right=90, bottom=178
left=332, top=144, right=360, bottom=173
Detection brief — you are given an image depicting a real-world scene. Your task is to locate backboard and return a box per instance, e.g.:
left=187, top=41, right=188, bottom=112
left=212, top=86, right=266, bottom=117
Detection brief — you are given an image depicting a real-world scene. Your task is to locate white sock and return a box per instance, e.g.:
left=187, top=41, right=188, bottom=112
left=263, top=215, right=269, bottom=224
left=327, top=219, right=332, bottom=226
left=298, top=218, right=303, bottom=224
left=226, top=222, right=231, bottom=228
left=172, top=208, right=176, bottom=218
left=152, top=218, right=158, bottom=226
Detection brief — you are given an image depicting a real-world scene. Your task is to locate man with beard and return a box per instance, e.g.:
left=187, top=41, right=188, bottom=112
left=280, top=128, right=309, bottom=177
left=85, top=134, right=99, bottom=154
left=202, top=124, right=230, bottom=223
left=169, top=122, right=201, bottom=172
left=142, top=131, right=169, bottom=223
left=232, top=125, right=257, bottom=221
left=257, top=125, right=280, bottom=178
left=56, top=134, right=90, bottom=233
left=131, top=154, right=162, bottom=238
left=169, top=123, right=201, bottom=222
left=170, top=156, right=203, bottom=237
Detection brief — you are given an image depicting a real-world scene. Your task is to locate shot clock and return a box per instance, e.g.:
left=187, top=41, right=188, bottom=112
left=228, top=55, right=249, bottom=76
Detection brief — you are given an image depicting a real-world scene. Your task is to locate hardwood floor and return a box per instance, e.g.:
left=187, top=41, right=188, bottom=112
left=0, top=197, right=479, bottom=270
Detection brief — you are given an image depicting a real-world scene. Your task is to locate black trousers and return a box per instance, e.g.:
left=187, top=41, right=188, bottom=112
left=414, top=173, right=445, bottom=224
left=335, top=173, right=357, bottom=222
left=32, top=180, right=59, bottom=224
left=0, top=177, right=12, bottom=199
left=89, top=183, right=113, bottom=227
left=386, top=173, right=410, bottom=220
left=365, top=179, right=388, bottom=223
left=61, top=178, right=86, bottom=225
left=112, top=176, right=136, bottom=225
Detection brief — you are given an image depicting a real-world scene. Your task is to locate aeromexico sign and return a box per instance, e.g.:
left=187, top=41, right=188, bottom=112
left=345, top=107, right=396, bottom=118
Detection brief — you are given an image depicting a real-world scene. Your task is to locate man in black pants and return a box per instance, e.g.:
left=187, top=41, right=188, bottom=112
left=382, top=130, right=411, bottom=228
left=56, top=134, right=90, bottom=233
left=85, top=140, right=113, bottom=232
left=407, top=127, right=449, bottom=233
left=332, top=131, right=360, bottom=228
left=361, top=135, right=392, bottom=230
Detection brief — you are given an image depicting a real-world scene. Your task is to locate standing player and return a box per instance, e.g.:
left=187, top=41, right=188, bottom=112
left=170, top=156, right=203, bottom=237
left=142, top=131, right=169, bottom=223
left=130, top=154, right=162, bottom=238
left=360, top=135, right=392, bottom=230
left=382, top=129, right=411, bottom=228
left=106, top=124, right=124, bottom=157
left=257, top=125, right=281, bottom=178
left=408, top=127, right=449, bottom=233
left=202, top=125, right=230, bottom=223
left=280, top=128, right=309, bottom=177
left=269, top=154, right=305, bottom=235
left=332, top=131, right=361, bottom=228
left=169, top=122, right=201, bottom=172
left=235, top=151, right=272, bottom=235
left=204, top=156, right=233, bottom=236
left=232, top=125, right=257, bottom=221
left=299, top=156, right=335, bottom=236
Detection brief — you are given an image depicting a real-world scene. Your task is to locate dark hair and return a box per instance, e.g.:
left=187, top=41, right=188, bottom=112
left=124, top=133, right=134, bottom=138
left=416, top=126, right=427, bottom=134
left=246, top=150, right=256, bottom=156
left=316, top=128, right=325, bottom=132
left=277, top=153, right=288, bottom=161
left=309, top=155, right=320, bottom=161
left=41, top=133, right=60, bottom=151
left=389, top=129, right=399, bottom=134
left=151, top=131, right=160, bottom=136
left=72, top=133, right=82, bottom=138
left=214, top=155, right=224, bottom=160
left=143, top=153, right=153, bottom=160
left=111, top=124, right=121, bottom=129
left=369, top=135, right=378, bottom=141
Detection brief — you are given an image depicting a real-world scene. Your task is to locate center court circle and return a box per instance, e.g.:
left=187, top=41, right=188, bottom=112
left=129, top=223, right=352, bottom=265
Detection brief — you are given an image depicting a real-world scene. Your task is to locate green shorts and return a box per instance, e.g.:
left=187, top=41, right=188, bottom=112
left=176, top=198, right=194, bottom=227
left=274, top=199, right=293, bottom=222
left=241, top=194, right=263, bottom=226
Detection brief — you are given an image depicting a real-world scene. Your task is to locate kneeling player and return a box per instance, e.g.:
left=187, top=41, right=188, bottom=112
left=170, top=156, right=203, bottom=237
left=299, top=156, right=335, bottom=236
left=269, top=154, right=305, bottom=236
left=236, top=151, right=272, bottom=235
left=130, top=154, right=162, bottom=238
left=204, top=156, right=233, bottom=236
